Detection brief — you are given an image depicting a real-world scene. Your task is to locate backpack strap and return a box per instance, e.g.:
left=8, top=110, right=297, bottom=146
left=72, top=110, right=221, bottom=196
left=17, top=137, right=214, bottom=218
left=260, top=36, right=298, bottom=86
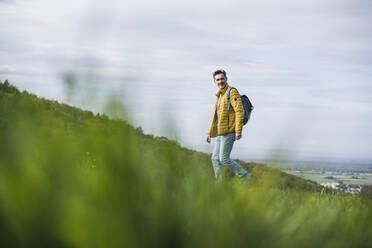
left=226, top=86, right=236, bottom=129
left=227, top=87, right=236, bottom=110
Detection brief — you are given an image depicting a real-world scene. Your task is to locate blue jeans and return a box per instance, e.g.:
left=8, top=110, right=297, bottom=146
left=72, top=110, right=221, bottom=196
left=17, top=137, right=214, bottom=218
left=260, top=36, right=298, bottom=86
left=211, top=132, right=251, bottom=182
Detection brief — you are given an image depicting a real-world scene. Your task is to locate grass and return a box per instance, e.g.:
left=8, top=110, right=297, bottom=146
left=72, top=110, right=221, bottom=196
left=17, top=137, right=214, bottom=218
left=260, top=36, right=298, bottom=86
left=1, top=80, right=372, bottom=248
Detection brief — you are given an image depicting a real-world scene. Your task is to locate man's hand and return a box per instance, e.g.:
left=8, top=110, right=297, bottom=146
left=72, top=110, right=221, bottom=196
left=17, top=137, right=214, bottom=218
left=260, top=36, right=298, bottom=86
left=206, top=135, right=211, bottom=143
left=236, top=133, right=242, bottom=140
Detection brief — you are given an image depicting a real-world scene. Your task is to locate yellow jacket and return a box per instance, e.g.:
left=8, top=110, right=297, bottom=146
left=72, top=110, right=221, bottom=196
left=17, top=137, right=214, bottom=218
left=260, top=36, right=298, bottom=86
left=208, top=84, right=244, bottom=137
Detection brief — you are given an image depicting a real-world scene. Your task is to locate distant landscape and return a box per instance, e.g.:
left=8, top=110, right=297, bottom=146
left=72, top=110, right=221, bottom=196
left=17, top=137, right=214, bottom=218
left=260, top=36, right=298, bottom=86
left=242, top=157, right=372, bottom=194
left=282, top=159, right=372, bottom=183
left=261, top=158, right=371, bottom=183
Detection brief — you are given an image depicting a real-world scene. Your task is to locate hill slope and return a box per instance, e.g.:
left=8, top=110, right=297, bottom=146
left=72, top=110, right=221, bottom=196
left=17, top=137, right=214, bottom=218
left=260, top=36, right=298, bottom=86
left=0, top=79, right=323, bottom=192
left=2, top=79, right=371, bottom=248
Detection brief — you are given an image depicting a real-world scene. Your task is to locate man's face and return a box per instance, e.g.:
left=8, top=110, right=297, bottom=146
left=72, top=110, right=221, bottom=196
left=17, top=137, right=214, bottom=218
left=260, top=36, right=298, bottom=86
left=214, top=73, right=227, bottom=90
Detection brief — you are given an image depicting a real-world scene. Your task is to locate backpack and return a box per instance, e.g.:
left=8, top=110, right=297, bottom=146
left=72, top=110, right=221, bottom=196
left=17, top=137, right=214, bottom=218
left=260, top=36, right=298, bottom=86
left=227, top=87, right=254, bottom=125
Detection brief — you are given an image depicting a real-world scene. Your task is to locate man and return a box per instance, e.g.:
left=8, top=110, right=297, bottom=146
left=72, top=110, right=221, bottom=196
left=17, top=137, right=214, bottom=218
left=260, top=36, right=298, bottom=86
left=206, top=69, right=251, bottom=182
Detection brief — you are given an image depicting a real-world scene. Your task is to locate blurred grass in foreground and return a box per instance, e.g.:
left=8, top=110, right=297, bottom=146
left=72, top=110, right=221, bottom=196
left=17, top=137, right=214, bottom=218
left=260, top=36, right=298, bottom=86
left=1, top=80, right=372, bottom=248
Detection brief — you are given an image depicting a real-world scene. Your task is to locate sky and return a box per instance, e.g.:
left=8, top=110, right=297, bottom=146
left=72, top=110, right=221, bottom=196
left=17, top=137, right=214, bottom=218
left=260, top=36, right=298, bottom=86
left=1, top=0, right=372, bottom=161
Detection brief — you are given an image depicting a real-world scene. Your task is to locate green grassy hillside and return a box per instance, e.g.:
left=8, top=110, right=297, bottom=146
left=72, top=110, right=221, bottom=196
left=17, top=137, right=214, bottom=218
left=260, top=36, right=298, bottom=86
left=0, top=80, right=324, bottom=192
left=1, top=79, right=371, bottom=248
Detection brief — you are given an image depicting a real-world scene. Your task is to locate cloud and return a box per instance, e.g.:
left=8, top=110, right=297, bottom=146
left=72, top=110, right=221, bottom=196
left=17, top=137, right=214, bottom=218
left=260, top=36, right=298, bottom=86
left=0, top=0, right=15, bottom=4
left=1, top=0, right=372, bottom=159
left=0, top=65, right=16, bottom=74
left=309, top=87, right=372, bottom=105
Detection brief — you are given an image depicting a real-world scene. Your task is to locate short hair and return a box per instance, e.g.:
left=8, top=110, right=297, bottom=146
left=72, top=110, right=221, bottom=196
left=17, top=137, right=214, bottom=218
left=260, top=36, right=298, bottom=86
left=213, top=69, right=226, bottom=78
